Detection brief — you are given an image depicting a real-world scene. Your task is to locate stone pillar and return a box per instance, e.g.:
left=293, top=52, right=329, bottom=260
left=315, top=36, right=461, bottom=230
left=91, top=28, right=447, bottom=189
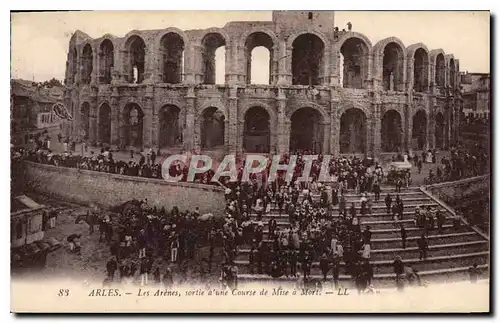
left=276, top=88, right=287, bottom=154
left=371, top=104, right=381, bottom=157
left=110, top=89, right=120, bottom=150
left=321, top=121, right=330, bottom=154
left=330, top=101, right=340, bottom=156
left=143, top=45, right=155, bottom=84
left=91, top=48, right=98, bottom=85
left=89, top=90, right=98, bottom=145
left=227, top=86, right=238, bottom=153
left=329, top=49, right=340, bottom=86
left=270, top=45, right=279, bottom=85
left=429, top=106, right=436, bottom=149
left=184, top=86, right=196, bottom=151
left=142, top=86, right=154, bottom=149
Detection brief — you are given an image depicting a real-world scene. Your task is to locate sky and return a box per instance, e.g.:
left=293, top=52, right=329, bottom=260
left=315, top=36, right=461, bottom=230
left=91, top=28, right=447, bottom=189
left=10, top=11, right=490, bottom=84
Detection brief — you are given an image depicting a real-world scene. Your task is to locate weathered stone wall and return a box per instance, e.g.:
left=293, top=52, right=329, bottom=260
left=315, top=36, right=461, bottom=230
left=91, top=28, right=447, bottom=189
left=23, top=161, right=226, bottom=215
left=64, top=11, right=463, bottom=156
left=426, top=175, right=490, bottom=206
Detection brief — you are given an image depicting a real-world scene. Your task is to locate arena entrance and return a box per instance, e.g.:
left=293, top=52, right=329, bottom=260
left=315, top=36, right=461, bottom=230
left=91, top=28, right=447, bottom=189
left=98, top=103, right=111, bottom=145
left=122, top=103, right=144, bottom=149
left=159, top=105, right=182, bottom=148
left=243, top=106, right=270, bottom=153
left=381, top=110, right=403, bottom=152
left=340, top=108, right=367, bottom=154
left=412, top=110, right=427, bottom=150
left=289, top=108, right=323, bottom=153
left=435, top=112, right=445, bottom=149
left=200, top=107, right=225, bottom=150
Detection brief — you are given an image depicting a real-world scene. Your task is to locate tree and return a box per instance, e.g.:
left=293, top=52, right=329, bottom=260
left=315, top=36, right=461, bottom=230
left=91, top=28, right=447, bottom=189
left=32, top=78, right=63, bottom=89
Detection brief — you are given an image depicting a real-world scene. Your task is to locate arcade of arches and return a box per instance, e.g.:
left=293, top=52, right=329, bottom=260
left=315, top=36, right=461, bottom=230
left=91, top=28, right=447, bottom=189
left=79, top=103, right=451, bottom=155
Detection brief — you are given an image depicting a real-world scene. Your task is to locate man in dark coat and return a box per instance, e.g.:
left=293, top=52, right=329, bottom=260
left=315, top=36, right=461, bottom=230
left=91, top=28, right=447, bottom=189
left=385, top=194, right=393, bottom=215
left=106, top=257, right=118, bottom=280
left=417, top=234, right=429, bottom=260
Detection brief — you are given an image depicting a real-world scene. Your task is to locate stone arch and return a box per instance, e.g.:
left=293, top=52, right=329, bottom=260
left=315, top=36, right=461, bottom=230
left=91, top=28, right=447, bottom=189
left=335, top=32, right=372, bottom=89
left=98, top=102, right=111, bottom=145
left=243, top=31, right=278, bottom=85
left=446, top=54, right=456, bottom=89
left=155, top=27, right=190, bottom=48
left=121, top=102, right=144, bottom=149
left=412, top=109, right=428, bottom=150
left=243, top=106, right=272, bottom=153
left=239, top=27, right=279, bottom=49
left=201, top=31, right=227, bottom=85
left=339, top=108, right=367, bottom=154
left=407, top=43, right=430, bottom=93
left=198, top=100, right=227, bottom=120
left=430, top=49, right=446, bottom=87
left=286, top=102, right=328, bottom=122
left=289, top=107, right=325, bottom=153
left=290, top=32, right=326, bottom=85
left=286, top=29, right=329, bottom=49
left=381, top=109, right=403, bottom=152
left=123, top=34, right=146, bottom=84
left=338, top=104, right=371, bottom=120
left=98, top=38, right=114, bottom=84
left=80, top=43, right=93, bottom=85
left=158, top=30, right=186, bottom=84
left=239, top=102, right=277, bottom=153
left=374, top=37, right=406, bottom=91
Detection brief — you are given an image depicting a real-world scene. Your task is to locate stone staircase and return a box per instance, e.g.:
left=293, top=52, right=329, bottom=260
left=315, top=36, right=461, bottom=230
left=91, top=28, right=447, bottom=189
left=235, top=186, right=489, bottom=287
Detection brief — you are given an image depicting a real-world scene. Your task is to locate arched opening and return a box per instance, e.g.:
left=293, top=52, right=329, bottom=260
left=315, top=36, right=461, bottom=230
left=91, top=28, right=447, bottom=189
left=291, top=34, right=325, bottom=86
left=160, top=33, right=185, bottom=84
left=290, top=108, right=323, bottom=153
left=450, top=59, right=456, bottom=89
left=340, top=37, right=369, bottom=89
left=414, top=48, right=429, bottom=92
left=412, top=110, right=427, bottom=150
left=245, top=32, right=274, bottom=85
left=200, top=107, right=225, bottom=150
left=71, top=47, right=78, bottom=84
left=340, top=108, right=366, bottom=154
left=98, top=103, right=111, bottom=145
left=81, top=44, right=93, bottom=84
left=122, top=103, right=144, bottom=149
left=382, top=42, right=404, bottom=91
left=99, top=39, right=114, bottom=84
left=125, top=35, right=146, bottom=84
left=159, top=105, right=182, bottom=148
left=243, top=106, right=270, bottom=153
left=435, top=53, right=445, bottom=87
left=435, top=112, right=445, bottom=149
left=381, top=110, right=403, bottom=152
left=80, top=102, right=90, bottom=141
left=202, top=33, right=226, bottom=85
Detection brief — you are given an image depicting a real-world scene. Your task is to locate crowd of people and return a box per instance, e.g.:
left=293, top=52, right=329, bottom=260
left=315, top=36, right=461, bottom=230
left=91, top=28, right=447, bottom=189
left=12, top=142, right=488, bottom=291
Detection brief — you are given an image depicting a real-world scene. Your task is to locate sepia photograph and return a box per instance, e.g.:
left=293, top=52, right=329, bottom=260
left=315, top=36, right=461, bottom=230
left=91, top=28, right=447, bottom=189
left=9, top=9, right=491, bottom=313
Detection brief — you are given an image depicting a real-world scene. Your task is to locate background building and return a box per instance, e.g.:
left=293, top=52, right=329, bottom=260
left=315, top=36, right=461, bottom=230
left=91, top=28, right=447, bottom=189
left=460, top=72, right=490, bottom=122
left=64, top=10, right=462, bottom=158
left=11, top=79, right=68, bottom=147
